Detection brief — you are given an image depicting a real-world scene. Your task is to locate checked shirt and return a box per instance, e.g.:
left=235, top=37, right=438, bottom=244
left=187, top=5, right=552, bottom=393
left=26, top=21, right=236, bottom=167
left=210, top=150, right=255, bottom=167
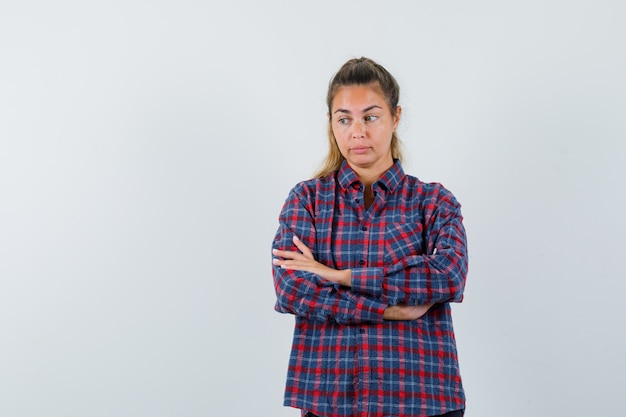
left=272, top=160, right=468, bottom=417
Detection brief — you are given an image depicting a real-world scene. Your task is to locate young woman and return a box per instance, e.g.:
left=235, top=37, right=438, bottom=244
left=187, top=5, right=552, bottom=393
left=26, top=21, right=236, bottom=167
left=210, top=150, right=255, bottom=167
left=272, top=57, right=468, bottom=417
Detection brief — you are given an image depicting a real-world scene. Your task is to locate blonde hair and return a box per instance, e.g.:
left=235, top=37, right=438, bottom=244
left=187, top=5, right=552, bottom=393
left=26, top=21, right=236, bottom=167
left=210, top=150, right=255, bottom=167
left=314, top=57, right=403, bottom=178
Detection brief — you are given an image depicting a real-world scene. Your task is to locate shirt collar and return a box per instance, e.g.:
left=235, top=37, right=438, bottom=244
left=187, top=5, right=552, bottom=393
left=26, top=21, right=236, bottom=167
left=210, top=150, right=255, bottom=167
left=337, top=159, right=405, bottom=193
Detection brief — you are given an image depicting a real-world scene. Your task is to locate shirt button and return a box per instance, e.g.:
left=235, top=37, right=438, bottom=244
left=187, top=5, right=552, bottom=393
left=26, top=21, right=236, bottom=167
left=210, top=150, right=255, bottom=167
left=361, top=226, right=367, bottom=231
left=359, top=328, right=366, bottom=334
left=359, top=260, right=365, bottom=266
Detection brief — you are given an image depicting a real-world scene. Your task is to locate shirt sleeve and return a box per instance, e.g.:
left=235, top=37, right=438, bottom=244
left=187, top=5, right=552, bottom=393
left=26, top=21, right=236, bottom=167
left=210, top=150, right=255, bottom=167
left=351, top=187, right=468, bottom=306
left=272, top=187, right=386, bottom=324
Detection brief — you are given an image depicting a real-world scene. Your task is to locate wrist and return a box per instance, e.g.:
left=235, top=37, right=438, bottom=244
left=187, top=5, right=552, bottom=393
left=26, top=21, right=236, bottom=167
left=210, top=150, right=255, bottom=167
left=383, top=305, right=400, bottom=320
left=343, top=269, right=352, bottom=287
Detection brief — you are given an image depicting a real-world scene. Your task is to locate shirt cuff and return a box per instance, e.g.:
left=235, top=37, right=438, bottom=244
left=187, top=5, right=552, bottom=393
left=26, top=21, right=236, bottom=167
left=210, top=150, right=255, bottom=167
left=352, top=296, right=386, bottom=324
left=350, top=267, right=383, bottom=298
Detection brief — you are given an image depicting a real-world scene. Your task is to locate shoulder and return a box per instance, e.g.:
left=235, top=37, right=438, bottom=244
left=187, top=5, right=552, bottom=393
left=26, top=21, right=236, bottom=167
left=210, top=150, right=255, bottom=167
left=282, top=174, right=337, bottom=213
left=288, top=174, right=336, bottom=199
left=402, top=174, right=462, bottom=210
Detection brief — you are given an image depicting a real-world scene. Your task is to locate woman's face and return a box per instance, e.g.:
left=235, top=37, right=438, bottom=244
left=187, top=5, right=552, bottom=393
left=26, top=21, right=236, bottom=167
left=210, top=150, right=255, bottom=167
left=330, top=83, right=401, bottom=176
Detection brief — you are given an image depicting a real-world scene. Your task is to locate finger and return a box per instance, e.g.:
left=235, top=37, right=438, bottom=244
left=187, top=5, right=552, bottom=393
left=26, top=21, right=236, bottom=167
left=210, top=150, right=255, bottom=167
left=272, top=248, right=288, bottom=257
left=272, top=248, right=305, bottom=260
left=292, top=236, right=313, bottom=259
left=273, top=258, right=317, bottom=272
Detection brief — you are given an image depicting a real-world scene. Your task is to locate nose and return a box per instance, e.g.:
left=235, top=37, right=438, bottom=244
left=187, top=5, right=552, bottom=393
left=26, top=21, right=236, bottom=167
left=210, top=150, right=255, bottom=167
left=351, top=120, right=365, bottom=139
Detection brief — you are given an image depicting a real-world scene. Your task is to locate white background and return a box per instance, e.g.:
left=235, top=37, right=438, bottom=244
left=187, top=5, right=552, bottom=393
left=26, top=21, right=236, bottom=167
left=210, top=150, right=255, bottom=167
left=1, top=1, right=625, bottom=416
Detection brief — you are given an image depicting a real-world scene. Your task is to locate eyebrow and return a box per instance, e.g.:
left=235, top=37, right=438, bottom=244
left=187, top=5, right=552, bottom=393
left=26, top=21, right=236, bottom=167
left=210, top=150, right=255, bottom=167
left=333, top=105, right=384, bottom=115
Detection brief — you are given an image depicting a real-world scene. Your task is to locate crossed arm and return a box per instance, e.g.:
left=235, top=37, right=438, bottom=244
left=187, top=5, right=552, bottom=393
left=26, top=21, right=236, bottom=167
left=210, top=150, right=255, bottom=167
left=273, top=235, right=432, bottom=321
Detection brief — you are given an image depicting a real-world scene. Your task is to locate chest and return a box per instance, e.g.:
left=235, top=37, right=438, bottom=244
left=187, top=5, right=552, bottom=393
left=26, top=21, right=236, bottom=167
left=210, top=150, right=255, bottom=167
left=312, top=188, right=427, bottom=269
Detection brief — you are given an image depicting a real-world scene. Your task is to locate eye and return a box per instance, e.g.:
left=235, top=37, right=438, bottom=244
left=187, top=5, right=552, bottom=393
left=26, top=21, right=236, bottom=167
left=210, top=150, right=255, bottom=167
left=337, top=117, right=350, bottom=125
left=364, top=115, right=378, bottom=122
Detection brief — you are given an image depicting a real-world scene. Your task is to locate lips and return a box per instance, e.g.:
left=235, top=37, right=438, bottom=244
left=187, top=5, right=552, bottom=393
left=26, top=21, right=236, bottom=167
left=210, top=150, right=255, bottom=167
left=351, top=147, right=369, bottom=154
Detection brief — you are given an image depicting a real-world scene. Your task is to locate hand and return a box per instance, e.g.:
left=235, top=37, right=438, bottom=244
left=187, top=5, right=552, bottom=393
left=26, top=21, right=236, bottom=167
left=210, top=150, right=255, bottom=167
left=273, top=236, right=352, bottom=287
left=383, top=303, right=433, bottom=321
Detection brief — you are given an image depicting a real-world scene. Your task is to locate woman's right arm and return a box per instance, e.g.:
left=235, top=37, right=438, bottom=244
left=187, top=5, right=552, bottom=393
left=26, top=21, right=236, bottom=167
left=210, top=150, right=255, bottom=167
left=272, top=189, right=387, bottom=324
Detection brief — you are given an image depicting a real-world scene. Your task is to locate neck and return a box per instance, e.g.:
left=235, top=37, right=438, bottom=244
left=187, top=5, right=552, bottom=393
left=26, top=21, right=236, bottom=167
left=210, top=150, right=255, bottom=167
left=351, top=160, right=393, bottom=187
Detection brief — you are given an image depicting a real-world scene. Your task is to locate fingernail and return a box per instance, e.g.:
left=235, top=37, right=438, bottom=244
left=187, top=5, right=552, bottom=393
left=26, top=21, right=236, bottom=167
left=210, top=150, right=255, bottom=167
left=272, top=249, right=278, bottom=254
left=293, top=236, right=300, bottom=241
left=272, top=258, right=279, bottom=264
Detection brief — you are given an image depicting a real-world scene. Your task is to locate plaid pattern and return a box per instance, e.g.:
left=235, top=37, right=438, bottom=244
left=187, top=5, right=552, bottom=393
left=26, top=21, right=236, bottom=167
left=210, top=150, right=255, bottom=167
left=272, top=160, right=468, bottom=417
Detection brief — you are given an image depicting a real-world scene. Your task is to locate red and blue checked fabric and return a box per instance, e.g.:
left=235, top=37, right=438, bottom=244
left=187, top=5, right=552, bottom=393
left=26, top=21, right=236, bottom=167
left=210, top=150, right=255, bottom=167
left=272, top=160, right=468, bottom=417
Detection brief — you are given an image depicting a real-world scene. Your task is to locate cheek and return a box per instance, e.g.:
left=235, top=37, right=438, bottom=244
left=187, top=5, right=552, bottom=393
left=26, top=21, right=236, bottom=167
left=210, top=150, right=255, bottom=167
left=334, top=136, right=347, bottom=152
left=332, top=131, right=350, bottom=153
left=332, top=126, right=346, bottom=143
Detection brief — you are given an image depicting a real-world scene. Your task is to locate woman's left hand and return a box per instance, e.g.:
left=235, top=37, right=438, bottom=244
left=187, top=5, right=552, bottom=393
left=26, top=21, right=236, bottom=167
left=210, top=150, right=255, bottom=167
left=273, top=236, right=352, bottom=287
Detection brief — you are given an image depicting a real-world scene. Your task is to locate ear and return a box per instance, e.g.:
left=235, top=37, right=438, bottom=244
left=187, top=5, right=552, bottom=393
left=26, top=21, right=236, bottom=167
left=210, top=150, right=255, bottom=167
left=393, top=106, right=402, bottom=129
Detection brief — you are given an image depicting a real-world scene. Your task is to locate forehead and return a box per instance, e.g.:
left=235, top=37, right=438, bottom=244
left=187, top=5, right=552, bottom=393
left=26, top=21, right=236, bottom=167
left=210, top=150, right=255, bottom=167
left=331, top=83, right=387, bottom=111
